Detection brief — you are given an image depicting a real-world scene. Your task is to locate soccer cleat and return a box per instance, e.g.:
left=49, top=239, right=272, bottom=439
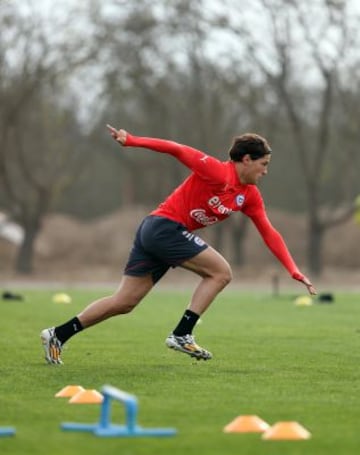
left=165, top=333, right=212, bottom=360
left=40, top=327, right=63, bottom=364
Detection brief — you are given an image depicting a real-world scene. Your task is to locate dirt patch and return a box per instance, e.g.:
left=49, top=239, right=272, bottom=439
left=1, top=207, right=359, bottom=290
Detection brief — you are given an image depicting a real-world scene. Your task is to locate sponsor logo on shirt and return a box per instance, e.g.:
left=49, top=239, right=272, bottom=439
left=208, top=196, right=232, bottom=215
left=235, top=194, right=245, bottom=206
left=190, top=209, right=218, bottom=226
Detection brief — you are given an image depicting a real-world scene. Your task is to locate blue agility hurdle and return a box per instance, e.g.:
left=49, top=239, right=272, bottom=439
left=61, top=385, right=177, bottom=437
left=0, top=427, right=15, bottom=437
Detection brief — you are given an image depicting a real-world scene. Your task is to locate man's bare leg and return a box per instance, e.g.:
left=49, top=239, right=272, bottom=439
left=78, top=275, right=154, bottom=328
left=166, top=246, right=232, bottom=360
left=41, top=275, right=153, bottom=364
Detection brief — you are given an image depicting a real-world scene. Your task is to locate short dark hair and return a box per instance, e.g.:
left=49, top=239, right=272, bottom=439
left=228, top=133, right=272, bottom=161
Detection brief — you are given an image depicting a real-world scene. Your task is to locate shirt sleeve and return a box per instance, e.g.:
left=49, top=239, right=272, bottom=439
left=247, top=205, right=301, bottom=277
left=124, top=133, right=226, bottom=183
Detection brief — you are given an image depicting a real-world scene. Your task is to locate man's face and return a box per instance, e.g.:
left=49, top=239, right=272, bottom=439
left=239, top=154, right=271, bottom=185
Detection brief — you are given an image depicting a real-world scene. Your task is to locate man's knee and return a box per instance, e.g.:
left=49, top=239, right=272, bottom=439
left=110, top=293, right=140, bottom=314
left=110, top=281, right=151, bottom=315
left=122, top=275, right=152, bottom=298
left=214, top=264, right=233, bottom=287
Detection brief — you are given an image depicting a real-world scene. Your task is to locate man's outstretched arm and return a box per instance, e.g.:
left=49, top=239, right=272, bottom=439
left=106, top=125, right=225, bottom=182
left=250, top=210, right=317, bottom=295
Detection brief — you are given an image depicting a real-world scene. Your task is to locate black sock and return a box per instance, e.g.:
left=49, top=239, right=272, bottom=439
left=173, top=309, right=199, bottom=336
left=54, top=317, right=83, bottom=344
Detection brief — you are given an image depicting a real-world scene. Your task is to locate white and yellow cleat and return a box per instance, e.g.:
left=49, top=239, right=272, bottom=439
left=40, top=327, right=63, bottom=364
left=165, top=333, right=212, bottom=360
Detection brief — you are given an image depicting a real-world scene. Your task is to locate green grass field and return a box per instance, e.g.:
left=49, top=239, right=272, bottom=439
left=1, top=287, right=360, bottom=454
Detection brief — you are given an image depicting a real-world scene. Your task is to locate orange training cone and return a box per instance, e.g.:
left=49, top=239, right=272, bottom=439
left=224, top=415, right=270, bottom=433
left=262, top=421, right=311, bottom=440
left=55, top=385, right=85, bottom=398
left=69, top=389, right=103, bottom=404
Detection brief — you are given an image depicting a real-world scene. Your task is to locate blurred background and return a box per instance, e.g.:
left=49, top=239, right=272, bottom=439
left=1, top=0, right=359, bottom=288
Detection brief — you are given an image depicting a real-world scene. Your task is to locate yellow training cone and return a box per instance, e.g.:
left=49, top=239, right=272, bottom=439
left=224, top=415, right=270, bottom=433
left=69, top=389, right=103, bottom=404
left=262, top=421, right=311, bottom=440
left=52, top=293, right=72, bottom=304
left=294, top=295, right=313, bottom=306
left=55, top=385, right=85, bottom=398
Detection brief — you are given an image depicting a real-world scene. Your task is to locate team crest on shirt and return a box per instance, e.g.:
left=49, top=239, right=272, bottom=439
left=235, top=194, right=245, bottom=206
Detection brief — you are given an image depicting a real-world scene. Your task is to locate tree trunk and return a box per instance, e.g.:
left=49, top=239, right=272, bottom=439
left=307, top=215, right=324, bottom=277
left=213, top=223, right=225, bottom=253
left=15, top=222, right=40, bottom=274
left=230, top=216, right=249, bottom=267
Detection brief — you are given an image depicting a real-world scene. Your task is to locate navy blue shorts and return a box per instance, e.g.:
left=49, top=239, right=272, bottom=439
left=124, top=215, right=208, bottom=283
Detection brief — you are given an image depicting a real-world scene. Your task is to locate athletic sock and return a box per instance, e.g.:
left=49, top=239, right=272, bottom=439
left=54, top=317, right=83, bottom=344
left=172, top=309, right=199, bottom=336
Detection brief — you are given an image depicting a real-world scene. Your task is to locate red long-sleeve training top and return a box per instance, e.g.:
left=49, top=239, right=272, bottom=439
left=124, top=133, right=301, bottom=278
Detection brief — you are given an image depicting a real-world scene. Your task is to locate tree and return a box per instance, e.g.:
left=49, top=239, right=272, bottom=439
left=224, top=0, right=360, bottom=275
left=0, top=2, right=98, bottom=273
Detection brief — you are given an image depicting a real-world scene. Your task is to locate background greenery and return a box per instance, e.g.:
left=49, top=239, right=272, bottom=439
left=1, top=288, right=359, bottom=454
